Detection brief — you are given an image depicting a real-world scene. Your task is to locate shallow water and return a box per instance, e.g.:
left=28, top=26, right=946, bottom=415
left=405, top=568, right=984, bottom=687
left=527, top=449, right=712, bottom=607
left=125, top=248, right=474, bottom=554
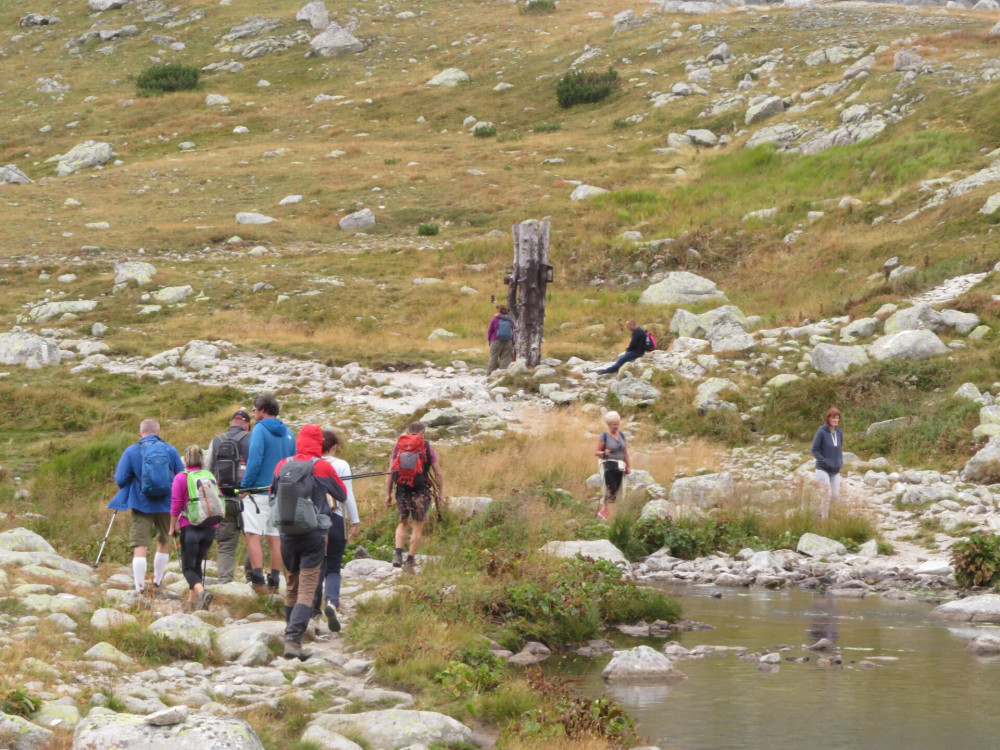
left=567, top=586, right=1000, bottom=750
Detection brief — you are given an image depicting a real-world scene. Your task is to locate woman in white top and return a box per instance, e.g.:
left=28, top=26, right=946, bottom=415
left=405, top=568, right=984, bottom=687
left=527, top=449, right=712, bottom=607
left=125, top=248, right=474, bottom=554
left=312, top=429, right=360, bottom=632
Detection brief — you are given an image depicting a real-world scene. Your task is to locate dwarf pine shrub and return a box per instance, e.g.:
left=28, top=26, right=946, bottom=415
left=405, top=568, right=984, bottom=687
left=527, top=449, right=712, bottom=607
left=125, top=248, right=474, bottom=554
left=555, top=67, right=619, bottom=108
left=521, top=0, right=556, bottom=13
left=952, top=533, right=1000, bottom=588
left=418, top=223, right=440, bottom=236
left=136, top=63, right=199, bottom=94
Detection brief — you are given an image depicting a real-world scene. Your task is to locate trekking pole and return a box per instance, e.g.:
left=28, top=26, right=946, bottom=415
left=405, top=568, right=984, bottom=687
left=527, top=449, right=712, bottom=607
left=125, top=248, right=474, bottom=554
left=93, top=511, right=117, bottom=568
left=339, top=471, right=392, bottom=481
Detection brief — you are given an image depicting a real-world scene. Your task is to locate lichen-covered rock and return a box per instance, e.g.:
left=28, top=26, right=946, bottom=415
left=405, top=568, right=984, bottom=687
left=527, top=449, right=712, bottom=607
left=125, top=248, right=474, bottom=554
left=610, top=377, right=661, bottom=407
left=310, top=23, right=364, bottom=55
left=668, top=472, right=734, bottom=508
left=640, top=272, right=726, bottom=306
left=932, top=594, right=1000, bottom=623
left=50, top=141, right=114, bottom=176
left=961, top=435, right=1000, bottom=484
left=83, top=642, right=135, bottom=665
left=539, top=540, right=628, bottom=567
left=339, top=208, right=375, bottom=231
left=797, top=533, right=847, bottom=558
left=0, top=711, right=53, bottom=749
left=302, top=710, right=472, bottom=749
left=602, top=645, right=685, bottom=681
left=91, top=608, right=138, bottom=630
left=148, top=613, right=214, bottom=651
left=72, top=709, right=264, bottom=749
left=810, top=343, right=870, bottom=376
left=869, top=330, right=949, bottom=362
left=113, top=261, right=156, bottom=286
left=426, top=68, right=470, bottom=87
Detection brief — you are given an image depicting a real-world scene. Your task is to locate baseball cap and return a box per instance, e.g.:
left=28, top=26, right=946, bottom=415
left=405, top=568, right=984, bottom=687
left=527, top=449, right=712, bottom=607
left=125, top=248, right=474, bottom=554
left=231, top=410, right=251, bottom=424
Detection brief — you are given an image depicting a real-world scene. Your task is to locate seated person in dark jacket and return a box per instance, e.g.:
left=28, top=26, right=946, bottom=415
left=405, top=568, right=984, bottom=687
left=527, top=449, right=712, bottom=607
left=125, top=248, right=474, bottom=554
left=600, top=320, right=647, bottom=374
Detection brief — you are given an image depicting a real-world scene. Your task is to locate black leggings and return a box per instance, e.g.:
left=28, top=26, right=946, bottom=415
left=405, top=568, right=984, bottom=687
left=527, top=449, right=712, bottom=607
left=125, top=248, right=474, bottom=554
left=180, top=525, right=216, bottom=589
left=603, top=465, right=624, bottom=502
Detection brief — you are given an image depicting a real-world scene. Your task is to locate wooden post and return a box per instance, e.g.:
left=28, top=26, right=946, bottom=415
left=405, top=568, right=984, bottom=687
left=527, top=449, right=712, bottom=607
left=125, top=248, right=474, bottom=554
left=507, top=220, right=551, bottom=368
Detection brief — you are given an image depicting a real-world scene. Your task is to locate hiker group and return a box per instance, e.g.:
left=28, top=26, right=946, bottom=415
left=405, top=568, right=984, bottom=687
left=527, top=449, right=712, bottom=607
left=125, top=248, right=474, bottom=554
left=108, top=395, right=442, bottom=660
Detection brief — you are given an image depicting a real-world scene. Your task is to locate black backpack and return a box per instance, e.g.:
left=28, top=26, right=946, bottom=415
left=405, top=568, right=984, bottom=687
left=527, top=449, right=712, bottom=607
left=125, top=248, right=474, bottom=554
left=270, top=458, right=331, bottom=535
left=212, top=432, right=247, bottom=492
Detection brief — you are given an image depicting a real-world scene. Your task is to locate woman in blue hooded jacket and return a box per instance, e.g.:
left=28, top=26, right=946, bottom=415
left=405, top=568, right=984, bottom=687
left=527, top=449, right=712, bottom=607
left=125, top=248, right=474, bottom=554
left=811, top=407, right=843, bottom=519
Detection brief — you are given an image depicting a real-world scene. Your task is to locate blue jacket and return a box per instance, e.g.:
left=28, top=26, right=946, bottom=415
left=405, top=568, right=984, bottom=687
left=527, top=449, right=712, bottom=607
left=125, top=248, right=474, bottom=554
left=109, top=435, right=184, bottom=513
left=811, top=424, right=844, bottom=475
left=241, top=417, right=296, bottom=490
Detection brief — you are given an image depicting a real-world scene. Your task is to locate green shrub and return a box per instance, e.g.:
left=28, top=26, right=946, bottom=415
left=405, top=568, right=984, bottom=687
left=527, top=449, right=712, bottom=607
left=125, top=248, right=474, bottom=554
left=0, top=682, right=41, bottom=717
left=555, top=67, right=619, bottom=108
left=418, top=223, right=440, bottom=236
left=521, top=0, right=556, bottom=12
left=136, top=63, right=199, bottom=94
left=952, top=533, right=1000, bottom=588
left=473, top=124, right=497, bottom=138
left=613, top=119, right=632, bottom=130
left=533, top=123, right=561, bottom=132
left=434, top=645, right=506, bottom=697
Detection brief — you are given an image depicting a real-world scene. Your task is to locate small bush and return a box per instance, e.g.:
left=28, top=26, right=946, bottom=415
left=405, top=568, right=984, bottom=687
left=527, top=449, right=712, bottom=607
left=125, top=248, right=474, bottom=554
left=0, top=682, right=41, bottom=717
left=136, top=63, right=199, bottom=94
left=556, top=67, right=619, bottom=108
left=952, top=533, right=1000, bottom=588
left=418, top=223, right=440, bottom=236
left=534, top=123, right=561, bottom=132
left=612, top=119, right=633, bottom=130
left=473, top=124, right=498, bottom=138
left=521, top=0, right=556, bottom=13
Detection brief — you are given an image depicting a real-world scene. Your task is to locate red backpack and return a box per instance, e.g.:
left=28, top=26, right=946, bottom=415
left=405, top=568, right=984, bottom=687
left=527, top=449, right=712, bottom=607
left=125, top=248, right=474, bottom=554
left=391, top=433, right=429, bottom=488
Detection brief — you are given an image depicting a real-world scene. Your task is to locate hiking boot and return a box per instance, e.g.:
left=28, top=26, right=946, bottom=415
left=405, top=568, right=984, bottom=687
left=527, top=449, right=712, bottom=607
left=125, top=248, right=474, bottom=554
left=392, top=550, right=403, bottom=568
left=283, top=641, right=312, bottom=662
left=196, top=590, right=214, bottom=611
left=325, top=602, right=341, bottom=633
left=403, top=555, right=416, bottom=572
left=267, top=572, right=281, bottom=593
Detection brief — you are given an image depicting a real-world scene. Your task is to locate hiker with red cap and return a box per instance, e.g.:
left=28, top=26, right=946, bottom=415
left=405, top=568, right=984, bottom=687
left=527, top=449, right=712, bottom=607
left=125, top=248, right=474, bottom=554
left=270, top=424, right=347, bottom=661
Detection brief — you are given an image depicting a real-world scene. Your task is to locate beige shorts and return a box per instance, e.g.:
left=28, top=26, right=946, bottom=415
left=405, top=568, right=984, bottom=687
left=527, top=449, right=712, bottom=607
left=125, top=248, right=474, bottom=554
left=241, top=493, right=278, bottom=536
left=130, top=511, right=171, bottom=549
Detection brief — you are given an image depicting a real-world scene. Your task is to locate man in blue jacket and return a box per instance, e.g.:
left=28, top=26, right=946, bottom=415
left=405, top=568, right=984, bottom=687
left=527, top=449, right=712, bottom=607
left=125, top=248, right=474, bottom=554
left=109, top=419, right=184, bottom=595
left=240, top=393, right=296, bottom=592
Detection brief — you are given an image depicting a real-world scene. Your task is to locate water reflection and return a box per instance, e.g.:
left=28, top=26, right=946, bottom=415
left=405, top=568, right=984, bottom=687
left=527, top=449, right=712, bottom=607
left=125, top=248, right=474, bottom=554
left=605, top=682, right=674, bottom=708
left=563, top=586, right=1000, bottom=750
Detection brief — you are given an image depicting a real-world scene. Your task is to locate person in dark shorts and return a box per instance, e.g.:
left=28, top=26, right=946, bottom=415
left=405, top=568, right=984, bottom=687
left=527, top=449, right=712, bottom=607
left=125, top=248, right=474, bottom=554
left=384, top=422, right=443, bottom=572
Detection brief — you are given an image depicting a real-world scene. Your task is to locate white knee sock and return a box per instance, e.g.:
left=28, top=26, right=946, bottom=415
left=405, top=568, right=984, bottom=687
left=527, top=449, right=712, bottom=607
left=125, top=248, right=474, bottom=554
left=132, top=557, right=147, bottom=592
left=152, top=552, right=170, bottom=585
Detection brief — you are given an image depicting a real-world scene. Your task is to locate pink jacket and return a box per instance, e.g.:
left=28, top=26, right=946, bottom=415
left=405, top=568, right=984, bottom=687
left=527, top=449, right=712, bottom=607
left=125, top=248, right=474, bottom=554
left=170, top=466, right=219, bottom=529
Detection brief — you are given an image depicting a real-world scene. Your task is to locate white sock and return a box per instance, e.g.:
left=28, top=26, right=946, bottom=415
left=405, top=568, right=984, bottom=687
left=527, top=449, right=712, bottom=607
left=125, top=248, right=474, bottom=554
left=152, top=552, right=170, bottom=585
left=132, top=557, right=147, bottom=592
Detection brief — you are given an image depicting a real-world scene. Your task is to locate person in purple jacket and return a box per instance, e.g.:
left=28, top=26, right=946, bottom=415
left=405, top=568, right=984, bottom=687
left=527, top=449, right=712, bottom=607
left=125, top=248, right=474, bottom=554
left=168, top=445, right=217, bottom=613
left=486, top=304, right=516, bottom=374
left=811, top=407, right=844, bottom=520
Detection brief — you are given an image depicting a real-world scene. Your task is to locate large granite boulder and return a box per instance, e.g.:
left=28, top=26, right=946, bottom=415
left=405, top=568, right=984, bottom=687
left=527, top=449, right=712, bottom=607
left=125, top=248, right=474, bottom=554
left=296, top=0, right=329, bottom=28
left=796, top=533, right=847, bottom=558
left=148, top=613, right=214, bottom=651
left=639, top=272, right=726, bottom=306
left=539, top=540, right=629, bottom=567
left=932, top=594, right=1000, bottom=623
left=884, top=304, right=947, bottom=335
left=0, top=712, right=53, bottom=749
left=602, top=645, right=684, bottom=681
left=310, top=23, right=364, bottom=55
left=960, top=435, right=1000, bottom=484
left=50, top=141, right=114, bottom=176
left=114, top=261, right=156, bottom=286
left=302, top=710, right=472, bottom=749
left=426, top=68, right=470, bottom=87
left=610, top=377, right=660, bottom=407
left=215, top=621, right=286, bottom=660
left=0, top=528, right=56, bottom=553
left=745, top=95, right=784, bottom=125
left=810, top=343, right=869, bottom=376
left=869, top=330, right=948, bottom=362
left=0, top=332, right=62, bottom=367
left=24, top=300, right=98, bottom=323
left=72, top=709, right=263, bottom=749
left=693, top=378, right=737, bottom=414
left=0, top=165, right=32, bottom=184
left=339, top=208, right=375, bottom=231
left=840, top=317, right=878, bottom=342
left=668, top=472, right=734, bottom=508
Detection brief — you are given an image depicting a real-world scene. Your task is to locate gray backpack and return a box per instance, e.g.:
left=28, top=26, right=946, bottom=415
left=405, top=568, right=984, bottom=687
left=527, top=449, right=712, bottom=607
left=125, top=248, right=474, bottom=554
left=270, top=458, right=331, bottom=535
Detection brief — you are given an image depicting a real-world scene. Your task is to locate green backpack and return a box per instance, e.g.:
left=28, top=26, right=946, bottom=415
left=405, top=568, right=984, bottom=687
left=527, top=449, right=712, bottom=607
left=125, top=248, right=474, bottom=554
left=185, top=469, right=225, bottom=526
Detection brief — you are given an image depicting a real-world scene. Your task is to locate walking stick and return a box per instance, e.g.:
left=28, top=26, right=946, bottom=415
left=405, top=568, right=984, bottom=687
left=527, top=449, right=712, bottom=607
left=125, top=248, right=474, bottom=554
left=93, top=511, right=117, bottom=568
